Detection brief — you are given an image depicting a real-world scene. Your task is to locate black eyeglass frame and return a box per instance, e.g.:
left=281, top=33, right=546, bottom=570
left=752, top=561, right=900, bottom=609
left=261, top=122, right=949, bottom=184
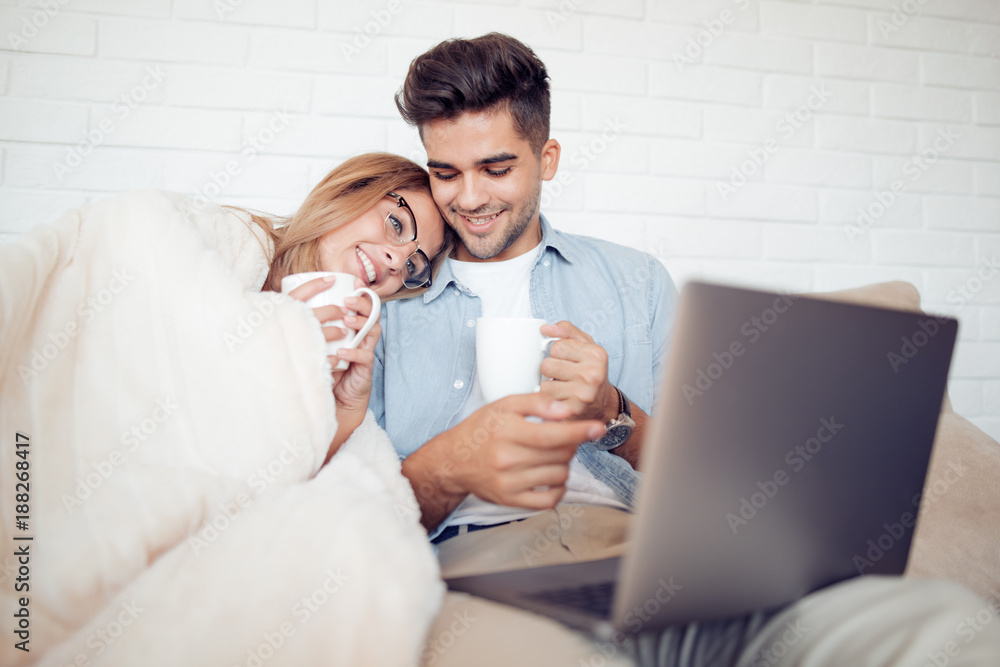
left=385, top=191, right=432, bottom=289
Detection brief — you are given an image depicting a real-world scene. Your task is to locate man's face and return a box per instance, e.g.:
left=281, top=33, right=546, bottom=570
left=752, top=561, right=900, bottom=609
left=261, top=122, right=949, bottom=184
left=422, top=109, right=560, bottom=262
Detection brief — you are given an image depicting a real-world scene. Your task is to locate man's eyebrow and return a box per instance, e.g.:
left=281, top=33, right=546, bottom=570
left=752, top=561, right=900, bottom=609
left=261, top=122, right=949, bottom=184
left=426, top=153, right=518, bottom=170
left=480, top=152, right=517, bottom=166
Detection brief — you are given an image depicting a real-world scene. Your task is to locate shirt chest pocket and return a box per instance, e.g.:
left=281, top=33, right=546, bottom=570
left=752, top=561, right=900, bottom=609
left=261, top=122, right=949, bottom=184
left=598, top=322, right=651, bottom=386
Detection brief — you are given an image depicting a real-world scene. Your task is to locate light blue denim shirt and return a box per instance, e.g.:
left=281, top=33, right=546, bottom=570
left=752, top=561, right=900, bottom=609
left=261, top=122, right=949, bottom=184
left=371, top=214, right=678, bottom=532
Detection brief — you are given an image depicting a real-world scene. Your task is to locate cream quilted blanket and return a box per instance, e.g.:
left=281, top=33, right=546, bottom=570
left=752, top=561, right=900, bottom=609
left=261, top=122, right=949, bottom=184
left=0, top=191, right=442, bottom=666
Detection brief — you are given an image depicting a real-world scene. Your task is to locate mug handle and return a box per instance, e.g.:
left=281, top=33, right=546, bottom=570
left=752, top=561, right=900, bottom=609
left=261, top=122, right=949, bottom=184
left=534, top=336, right=560, bottom=392
left=342, top=287, right=381, bottom=350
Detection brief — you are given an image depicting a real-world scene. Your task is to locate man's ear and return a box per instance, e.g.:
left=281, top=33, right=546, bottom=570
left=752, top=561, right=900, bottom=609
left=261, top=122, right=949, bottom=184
left=539, top=139, right=561, bottom=181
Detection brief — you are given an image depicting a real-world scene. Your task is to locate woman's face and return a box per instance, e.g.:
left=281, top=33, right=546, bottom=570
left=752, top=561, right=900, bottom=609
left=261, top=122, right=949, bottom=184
left=316, top=188, right=446, bottom=298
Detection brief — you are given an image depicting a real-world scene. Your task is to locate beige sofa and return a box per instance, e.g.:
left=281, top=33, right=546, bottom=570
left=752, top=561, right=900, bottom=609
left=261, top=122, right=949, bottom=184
left=423, top=281, right=1000, bottom=667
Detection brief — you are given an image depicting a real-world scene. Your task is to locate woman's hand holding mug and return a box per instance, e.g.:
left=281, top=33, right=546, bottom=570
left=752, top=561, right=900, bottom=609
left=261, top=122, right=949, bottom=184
left=282, top=272, right=382, bottom=459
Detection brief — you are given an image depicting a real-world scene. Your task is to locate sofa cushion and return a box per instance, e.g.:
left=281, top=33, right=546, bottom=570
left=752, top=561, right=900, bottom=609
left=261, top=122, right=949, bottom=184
left=908, top=411, right=1000, bottom=600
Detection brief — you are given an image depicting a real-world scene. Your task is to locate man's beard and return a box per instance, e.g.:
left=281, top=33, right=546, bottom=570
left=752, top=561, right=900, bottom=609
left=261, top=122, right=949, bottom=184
left=450, top=184, right=541, bottom=260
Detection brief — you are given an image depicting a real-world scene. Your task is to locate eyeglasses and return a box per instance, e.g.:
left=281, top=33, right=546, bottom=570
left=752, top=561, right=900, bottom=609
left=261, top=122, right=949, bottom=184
left=384, top=192, right=432, bottom=289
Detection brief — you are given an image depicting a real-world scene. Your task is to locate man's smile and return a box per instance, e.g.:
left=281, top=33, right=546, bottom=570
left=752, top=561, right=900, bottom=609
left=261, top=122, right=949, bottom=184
left=456, top=209, right=504, bottom=232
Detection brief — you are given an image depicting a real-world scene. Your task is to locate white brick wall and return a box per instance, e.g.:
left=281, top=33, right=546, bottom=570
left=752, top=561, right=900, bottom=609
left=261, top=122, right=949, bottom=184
left=761, top=2, right=867, bottom=44
left=1, top=0, right=998, bottom=439
left=816, top=42, right=920, bottom=82
left=101, top=18, right=248, bottom=65
left=0, top=8, right=96, bottom=55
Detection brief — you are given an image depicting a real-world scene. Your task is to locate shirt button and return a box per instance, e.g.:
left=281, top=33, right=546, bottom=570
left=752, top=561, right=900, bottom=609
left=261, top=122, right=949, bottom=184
left=466, top=319, right=475, bottom=327
left=543, top=260, right=551, bottom=267
left=453, top=380, right=465, bottom=389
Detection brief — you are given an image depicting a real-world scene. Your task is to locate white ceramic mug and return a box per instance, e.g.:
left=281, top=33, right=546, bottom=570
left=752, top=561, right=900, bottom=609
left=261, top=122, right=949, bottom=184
left=281, top=271, right=380, bottom=371
left=476, top=317, right=558, bottom=403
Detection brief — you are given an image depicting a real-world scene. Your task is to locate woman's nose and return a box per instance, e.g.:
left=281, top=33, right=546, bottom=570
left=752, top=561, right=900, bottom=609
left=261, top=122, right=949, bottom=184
left=383, top=241, right=416, bottom=270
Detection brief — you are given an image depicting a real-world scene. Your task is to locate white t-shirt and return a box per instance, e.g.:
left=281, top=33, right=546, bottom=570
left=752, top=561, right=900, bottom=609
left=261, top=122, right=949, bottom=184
left=446, top=245, right=629, bottom=528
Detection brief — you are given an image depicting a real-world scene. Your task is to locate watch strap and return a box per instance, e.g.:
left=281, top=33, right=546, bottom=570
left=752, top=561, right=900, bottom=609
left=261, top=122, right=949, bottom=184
left=614, top=385, right=631, bottom=419
left=595, top=385, right=635, bottom=451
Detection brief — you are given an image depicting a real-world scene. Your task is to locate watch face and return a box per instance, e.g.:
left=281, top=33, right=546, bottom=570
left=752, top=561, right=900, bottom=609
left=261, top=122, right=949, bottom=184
left=598, top=423, right=633, bottom=451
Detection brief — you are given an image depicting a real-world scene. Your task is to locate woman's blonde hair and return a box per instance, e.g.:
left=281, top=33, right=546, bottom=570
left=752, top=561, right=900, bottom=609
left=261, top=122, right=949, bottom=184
left=245, top=152, right=453, bottom=300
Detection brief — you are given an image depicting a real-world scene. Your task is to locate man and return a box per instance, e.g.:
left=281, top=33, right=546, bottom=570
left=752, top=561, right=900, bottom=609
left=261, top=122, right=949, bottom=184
left=372, top=32, right=999, bottom=667
left=374, top=33, right=673, bottom=543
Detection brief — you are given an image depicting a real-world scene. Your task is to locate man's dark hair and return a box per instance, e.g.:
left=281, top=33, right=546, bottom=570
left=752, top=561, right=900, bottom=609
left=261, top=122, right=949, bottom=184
left=395, top=33, right=551, bottom=155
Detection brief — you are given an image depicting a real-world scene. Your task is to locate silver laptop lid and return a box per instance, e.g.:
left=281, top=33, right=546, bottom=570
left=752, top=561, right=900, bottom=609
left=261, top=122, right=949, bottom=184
left=613, top=281, right=958, bottom=630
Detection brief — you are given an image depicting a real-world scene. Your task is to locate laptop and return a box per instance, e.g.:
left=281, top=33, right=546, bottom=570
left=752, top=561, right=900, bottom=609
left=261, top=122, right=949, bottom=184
left=446, top=281, right=959, bottom=639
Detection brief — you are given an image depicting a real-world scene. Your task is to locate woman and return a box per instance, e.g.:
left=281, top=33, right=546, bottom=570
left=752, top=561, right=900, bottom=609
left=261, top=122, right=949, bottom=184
left=242, top=152, right=453, bottom=457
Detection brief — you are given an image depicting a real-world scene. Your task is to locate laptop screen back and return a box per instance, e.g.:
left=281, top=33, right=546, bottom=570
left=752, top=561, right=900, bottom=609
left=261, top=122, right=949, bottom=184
left=613, top=282, right=958, bottom=629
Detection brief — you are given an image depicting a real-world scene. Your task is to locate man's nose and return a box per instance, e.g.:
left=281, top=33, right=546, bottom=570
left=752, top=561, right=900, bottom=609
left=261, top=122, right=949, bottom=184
left=455, top=174, right=489, bottom=213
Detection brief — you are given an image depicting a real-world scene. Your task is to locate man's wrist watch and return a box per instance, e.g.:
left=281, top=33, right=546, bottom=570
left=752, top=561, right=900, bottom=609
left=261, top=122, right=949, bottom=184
left=595, top=386, right=635, bottom=451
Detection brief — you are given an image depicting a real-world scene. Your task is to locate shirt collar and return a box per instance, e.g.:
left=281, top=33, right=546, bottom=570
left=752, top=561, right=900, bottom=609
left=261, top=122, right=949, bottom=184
left=538, top=213, right=579, bottom=265
left=421, top=255, right=458, bottom=303
left=421, top=212, right=578, bottom=304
